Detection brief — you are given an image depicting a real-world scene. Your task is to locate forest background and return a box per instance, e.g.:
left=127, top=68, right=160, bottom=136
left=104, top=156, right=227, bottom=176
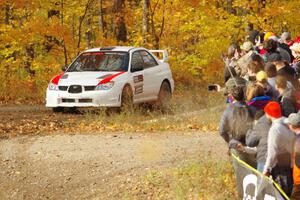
left=1, top=0, right=300, bottom=102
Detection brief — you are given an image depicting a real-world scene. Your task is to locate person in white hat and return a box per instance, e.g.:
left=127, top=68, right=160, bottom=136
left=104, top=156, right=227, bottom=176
left=237, top=41, right=256, bottom=76
left=290, top=43, right=300, bottom=80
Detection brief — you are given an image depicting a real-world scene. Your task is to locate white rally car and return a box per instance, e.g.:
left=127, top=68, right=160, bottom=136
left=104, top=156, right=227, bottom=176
left=46, top=46, right=174, bottom=112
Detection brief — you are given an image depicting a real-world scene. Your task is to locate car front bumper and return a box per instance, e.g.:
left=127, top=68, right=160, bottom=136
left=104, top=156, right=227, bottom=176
left=46, top=89, right=121, bottom=108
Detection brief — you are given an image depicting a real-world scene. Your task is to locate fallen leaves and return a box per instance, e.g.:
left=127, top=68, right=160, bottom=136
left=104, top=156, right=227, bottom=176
left=0, top=104, right=222, bottom=137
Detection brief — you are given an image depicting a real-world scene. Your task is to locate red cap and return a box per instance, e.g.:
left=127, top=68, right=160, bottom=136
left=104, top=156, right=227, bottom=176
left=264, top=101, right=282, bottom=119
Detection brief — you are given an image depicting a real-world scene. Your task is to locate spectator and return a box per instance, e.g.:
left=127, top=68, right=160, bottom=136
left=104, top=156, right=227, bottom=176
left=246, top=82, right=271, bottom=117
left=252, top=54, right=265, bottom=67
left=276, top=76, right=298, bottom=117
left=269, top=53, right=299, bottom=89
left=256, top=70, right=278, bottom=99
left=244, top=59, right=264, bottom=81
left=223, top=76, right=247, bottom=104
left=237, top=41, right=256, bottom=76
left=223, top=43, right=241, bottom=82
left=281, top=32, right=294, bottom=47
left=219, top=85, right=255, bottom=198
left=277, top=32, right=294, bottom=60
left=254, top=32, right=266, bottom=55
left=245, top=23, right=259, bottom=45
left=264, top=32, right=276, bottom=41
left=245, top=114, right=271, bottom=172
left=264, top=39, right=291, bottom=64
left=263, top=101, right=295, bottom=197
left=265, top=62, right=294, bottom=92
left=219, top=85, right=255, bottom=164
left=285, top=112, right=300, bottom=200
left=290, top=42, right=300, bottom=79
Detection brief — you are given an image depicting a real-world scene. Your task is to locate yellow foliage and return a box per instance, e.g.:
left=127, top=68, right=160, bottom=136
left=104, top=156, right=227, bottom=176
left=0, top=0, right=300, bottom=101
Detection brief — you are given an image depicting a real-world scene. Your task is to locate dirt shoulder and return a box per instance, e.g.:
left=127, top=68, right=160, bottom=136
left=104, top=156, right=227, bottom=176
left=0, top=132, right=228, bottom=200
left=0, top=104, right=224, bottom=138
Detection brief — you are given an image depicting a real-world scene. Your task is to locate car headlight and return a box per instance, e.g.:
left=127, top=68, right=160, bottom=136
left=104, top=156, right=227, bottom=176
left=48, top=83, right=59, bottom=91
left=95, top=82, right=114, bottom=90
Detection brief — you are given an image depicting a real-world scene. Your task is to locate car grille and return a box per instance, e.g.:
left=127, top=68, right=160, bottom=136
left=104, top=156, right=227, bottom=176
left=68, top=85, right=82, bottom=93
left=84, top=86, right=96, bottom=91
left=59, top=86, right=68, bottom=91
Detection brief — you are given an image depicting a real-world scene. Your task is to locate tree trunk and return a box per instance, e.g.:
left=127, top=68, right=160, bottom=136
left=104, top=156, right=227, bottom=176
left=25, top=45, right=35, bottom=75
left=149, top=0, right=166, bottom=49
left=226, top=0, right=236, bottom=14
left=142, top=0, right=150, bottom=44
left=61, top=0, right=68, bottom=66
left=77, top=0, right=93, bottom=53
left=86, top=18, right=93, bottom=48
left=114, top=0, right=127, bottom=42
left=98, top=0, right=107, bottom=38
left=5, top=4, right=10, bottom=25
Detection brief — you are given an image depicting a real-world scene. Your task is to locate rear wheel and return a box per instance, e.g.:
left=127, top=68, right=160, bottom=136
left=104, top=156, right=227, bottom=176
left=156, top=81, right=172, bottom=111
left=120, top=85, right=134, bottom=113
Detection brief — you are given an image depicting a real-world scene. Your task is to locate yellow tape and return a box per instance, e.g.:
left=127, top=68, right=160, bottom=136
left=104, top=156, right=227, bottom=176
left=231, top=153, right=290, bottom=200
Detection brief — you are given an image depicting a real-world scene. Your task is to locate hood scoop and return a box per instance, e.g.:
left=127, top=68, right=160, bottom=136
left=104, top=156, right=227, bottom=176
left=61, top=74, right=69, bottom=79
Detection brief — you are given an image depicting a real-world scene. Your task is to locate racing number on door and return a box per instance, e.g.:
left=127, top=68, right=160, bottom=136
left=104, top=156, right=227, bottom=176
left=133, top=75, right=144, bottom=94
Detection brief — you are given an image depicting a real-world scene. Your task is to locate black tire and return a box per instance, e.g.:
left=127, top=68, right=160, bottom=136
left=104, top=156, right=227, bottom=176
left=52, top=107, right=64, bottom=113
left=156, top=81, right=172, bottom=110
left=120, top=85, right=134, bottom=113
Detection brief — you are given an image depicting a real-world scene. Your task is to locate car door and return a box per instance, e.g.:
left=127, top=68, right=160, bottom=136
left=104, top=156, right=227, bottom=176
left=139, top=50, right=161, bottom=100
left=130, top=51, right=145, bottom=102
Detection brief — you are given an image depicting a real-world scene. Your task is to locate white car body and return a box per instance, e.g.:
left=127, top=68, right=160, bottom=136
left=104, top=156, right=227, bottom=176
left=46, top=46, right=174, bottom=108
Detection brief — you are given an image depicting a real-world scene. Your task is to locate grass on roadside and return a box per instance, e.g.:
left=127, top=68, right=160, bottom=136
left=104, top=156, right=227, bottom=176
left=74, top=90, right=225, bottom=133
left=121, top=161, right=237, bottom=200
left=0, top=88, right=226, bottom=136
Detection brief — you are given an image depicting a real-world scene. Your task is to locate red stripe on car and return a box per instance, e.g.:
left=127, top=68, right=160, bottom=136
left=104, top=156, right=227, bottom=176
left=51, top=72, right=65, bottom=85
left=98, top=71, right=125, bottom=85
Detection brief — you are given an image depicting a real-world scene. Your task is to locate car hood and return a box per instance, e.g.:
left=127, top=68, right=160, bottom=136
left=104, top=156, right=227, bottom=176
left=57, top=71, right=122, bottom=86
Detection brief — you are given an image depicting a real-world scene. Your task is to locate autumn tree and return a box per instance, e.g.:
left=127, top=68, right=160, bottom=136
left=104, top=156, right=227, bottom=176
left=0, top=0, right=300, bottom=101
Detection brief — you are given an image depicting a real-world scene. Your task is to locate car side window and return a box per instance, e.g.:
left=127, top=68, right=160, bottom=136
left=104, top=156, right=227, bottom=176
left=131, top=51, right=144, bottom=72
left=140, top=51, right=158, bottom=69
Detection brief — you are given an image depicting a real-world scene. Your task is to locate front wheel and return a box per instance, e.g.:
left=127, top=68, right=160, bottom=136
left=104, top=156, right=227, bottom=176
left=120, top=85, right=134, bottom=113
left=156, top=81, right=172, bottom=111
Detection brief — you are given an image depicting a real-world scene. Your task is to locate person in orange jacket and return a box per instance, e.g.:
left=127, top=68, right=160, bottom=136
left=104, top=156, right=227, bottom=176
left=285, top=112, right=300, bottom=200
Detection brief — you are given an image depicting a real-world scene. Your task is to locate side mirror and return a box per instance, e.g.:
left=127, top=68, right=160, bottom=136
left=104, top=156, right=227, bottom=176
left=61, top=65, right=67, bottom=72
left=208, top=84, right=221, bottom=92
left=131, top=64, right=143, bottom=72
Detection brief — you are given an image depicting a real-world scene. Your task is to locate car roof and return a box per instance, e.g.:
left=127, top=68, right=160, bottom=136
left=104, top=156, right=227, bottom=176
left=84, top=46, right=145, bottom=53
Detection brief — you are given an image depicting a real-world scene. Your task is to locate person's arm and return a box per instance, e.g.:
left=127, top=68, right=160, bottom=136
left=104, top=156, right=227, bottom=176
left=236, top=143, right=257, bottom=154
left=263, top=126, right=279, bottom=175
left=219, top=107, right=231, bottom=143
left=246, top=126, right=260, bottom=147
left=244, top=146, right=257, bottom=154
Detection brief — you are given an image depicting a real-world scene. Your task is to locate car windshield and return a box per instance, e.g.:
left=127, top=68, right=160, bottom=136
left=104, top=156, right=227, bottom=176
left=67, top=52, right=129, bottom=72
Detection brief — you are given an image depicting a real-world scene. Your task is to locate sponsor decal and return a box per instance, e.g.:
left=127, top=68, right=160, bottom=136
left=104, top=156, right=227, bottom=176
left=134, top=85, right=143, bottom=94
left=133, top=75, right=144, bottom=83
left=97, top=71, right=125, bottom=85
left=51, top=72, right=65, bottom=85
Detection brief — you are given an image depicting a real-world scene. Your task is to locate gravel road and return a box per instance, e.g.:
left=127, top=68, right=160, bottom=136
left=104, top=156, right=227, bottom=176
left=0, top=132, right=227, bottom=199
